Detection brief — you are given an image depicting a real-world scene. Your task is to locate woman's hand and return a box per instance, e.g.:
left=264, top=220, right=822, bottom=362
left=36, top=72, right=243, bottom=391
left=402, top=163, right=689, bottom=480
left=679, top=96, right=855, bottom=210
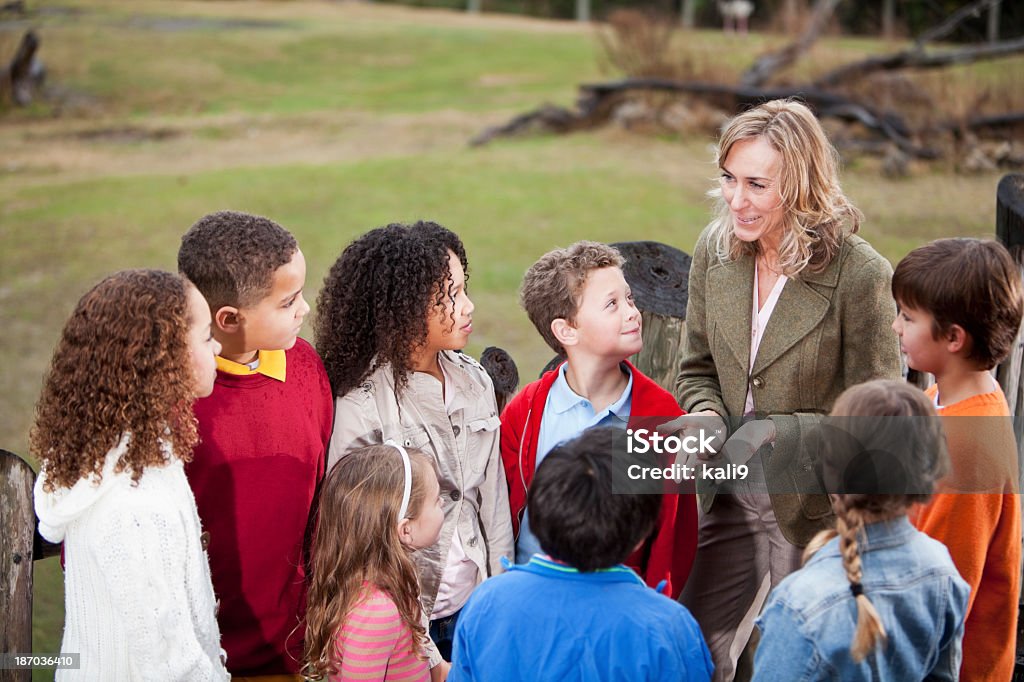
left=659, top=410, right=727, bottom=467
left=719, top=419, right=776, bottom=467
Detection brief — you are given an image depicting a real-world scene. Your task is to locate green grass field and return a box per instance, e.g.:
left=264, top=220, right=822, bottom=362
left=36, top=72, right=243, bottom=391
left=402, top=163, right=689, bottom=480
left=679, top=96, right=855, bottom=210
left=0, top=1, right=1014, bottom=678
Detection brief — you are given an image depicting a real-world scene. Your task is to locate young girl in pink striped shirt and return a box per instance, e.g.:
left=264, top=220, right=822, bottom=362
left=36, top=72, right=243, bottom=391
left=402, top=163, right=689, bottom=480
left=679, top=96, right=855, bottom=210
left=303, top=443, right=444, bottom=681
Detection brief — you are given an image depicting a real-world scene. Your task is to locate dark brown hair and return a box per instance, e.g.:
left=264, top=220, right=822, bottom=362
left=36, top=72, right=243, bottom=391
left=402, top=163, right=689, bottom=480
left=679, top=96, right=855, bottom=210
left=892, top=238, right=1023, bottom=370
left=529, top=427, right=661, bottom=571
left=519, top=241, right=624, bottom=355
left=806, top=380, right=948, bottom=662
left=31, top=270, right=200, bottom=490
left=178, top=210, right=297, bottom=312
left=302, top=445, right=436, bottom=680
left=314, top=221, right=468, bottom=398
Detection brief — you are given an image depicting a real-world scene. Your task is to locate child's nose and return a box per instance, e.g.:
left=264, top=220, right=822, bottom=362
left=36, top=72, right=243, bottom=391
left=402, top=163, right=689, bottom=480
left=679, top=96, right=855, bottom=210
left=464, top=294, right=475, bottom=316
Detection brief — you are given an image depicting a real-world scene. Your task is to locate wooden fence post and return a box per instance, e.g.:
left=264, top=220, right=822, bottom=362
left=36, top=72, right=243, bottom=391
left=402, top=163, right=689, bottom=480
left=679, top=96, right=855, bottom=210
left=994, top=174, right=1024, bottom=434
left=993, top=173, right=1024, bottom=682
left=1, top=450, right=36, bottom=682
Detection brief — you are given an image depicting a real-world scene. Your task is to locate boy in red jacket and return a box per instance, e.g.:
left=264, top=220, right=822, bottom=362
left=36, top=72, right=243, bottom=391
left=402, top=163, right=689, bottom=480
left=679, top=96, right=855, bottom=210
left=501, top=240, right=697, bottom=597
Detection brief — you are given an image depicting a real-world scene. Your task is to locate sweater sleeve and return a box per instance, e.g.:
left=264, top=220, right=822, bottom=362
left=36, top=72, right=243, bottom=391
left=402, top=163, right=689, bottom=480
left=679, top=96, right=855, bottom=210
left=95, top=504, right=228, bottom=682
left=838, top=249, right=902, bottom=388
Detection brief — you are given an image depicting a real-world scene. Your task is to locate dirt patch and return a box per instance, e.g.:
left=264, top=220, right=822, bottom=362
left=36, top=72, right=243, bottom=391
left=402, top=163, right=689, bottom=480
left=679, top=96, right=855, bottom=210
left=71, top=125, right=181, bottom=143
left=120, top=15, right=295, bottom=32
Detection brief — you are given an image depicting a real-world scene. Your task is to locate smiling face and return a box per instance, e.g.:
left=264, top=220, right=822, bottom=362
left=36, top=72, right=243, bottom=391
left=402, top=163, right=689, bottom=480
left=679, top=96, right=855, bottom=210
left=422, top=249, right=474, bottom=354
left=567, top=266, right=643, bottom=360
left=719, top=136, right=787, bottom=253
left=236, top=248, right=309, bottom=352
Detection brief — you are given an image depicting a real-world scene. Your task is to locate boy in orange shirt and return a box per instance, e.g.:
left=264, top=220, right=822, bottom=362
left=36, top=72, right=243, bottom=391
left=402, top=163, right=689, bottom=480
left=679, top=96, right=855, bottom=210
left=892, top=238, right=1023, bottom=681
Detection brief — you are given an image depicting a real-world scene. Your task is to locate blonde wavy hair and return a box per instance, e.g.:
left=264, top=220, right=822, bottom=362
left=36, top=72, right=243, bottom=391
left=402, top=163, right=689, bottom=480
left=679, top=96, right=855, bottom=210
left=708, top=99, right=863, bottom=276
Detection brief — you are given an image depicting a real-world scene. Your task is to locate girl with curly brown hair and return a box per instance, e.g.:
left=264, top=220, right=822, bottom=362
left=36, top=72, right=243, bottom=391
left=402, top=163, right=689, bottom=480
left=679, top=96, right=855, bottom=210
left=751, top=380, right=970, bottom=681
left=302, top=443, right=443, bottom=681
left=32, top=269, right=229, bottom=681
left=316, top=221, right=513, bottom=676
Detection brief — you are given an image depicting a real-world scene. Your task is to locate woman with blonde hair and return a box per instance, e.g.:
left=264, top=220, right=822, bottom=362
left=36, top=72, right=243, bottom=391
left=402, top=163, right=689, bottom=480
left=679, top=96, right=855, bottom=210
left=673, top=99, right=901, bottom=681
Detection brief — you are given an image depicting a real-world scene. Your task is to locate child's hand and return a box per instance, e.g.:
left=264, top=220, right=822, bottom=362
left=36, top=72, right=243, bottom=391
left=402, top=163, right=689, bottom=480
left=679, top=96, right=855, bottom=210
left=431, top=660, right=451, bottom=682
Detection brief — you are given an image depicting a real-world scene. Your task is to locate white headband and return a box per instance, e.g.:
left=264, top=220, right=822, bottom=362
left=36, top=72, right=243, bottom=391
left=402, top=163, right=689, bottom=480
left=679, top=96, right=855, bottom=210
left=384, top=440, right=412, bottom=521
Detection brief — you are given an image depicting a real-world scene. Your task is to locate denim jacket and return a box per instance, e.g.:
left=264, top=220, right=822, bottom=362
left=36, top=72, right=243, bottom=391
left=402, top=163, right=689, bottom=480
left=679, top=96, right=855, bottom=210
left=753, top=516, right=969, bottom=682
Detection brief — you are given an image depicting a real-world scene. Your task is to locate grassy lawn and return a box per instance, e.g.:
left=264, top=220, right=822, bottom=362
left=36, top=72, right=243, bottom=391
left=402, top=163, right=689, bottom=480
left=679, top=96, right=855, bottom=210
left=0, top=1, right=1012, bottom=678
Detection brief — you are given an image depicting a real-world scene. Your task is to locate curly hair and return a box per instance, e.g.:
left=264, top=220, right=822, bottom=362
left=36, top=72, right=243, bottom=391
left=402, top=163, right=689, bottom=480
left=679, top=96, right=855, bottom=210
left=302, top=444, right=436, bottom=680
left=520, top=241, right=625, bottom=355
left=178, top=210, right=297, bottom=312
left=30, top=269, right=200, bottom=491
left=708, top=99, right=863, bottom=276
left=314, top=221, right=468, bottom=398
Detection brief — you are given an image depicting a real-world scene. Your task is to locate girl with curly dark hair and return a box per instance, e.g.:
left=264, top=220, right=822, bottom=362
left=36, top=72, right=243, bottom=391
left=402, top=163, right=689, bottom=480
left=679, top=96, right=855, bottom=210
left=316, top=221, right=513, bottom=674
left=32, top=269, right=229, bottom=681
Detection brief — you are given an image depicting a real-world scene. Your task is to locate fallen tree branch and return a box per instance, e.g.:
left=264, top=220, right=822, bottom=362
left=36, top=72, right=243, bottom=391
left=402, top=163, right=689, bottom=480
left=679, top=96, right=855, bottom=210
left=739, top=0, right=843, bottom=88
left=813, top=35, right=1024, bottom=88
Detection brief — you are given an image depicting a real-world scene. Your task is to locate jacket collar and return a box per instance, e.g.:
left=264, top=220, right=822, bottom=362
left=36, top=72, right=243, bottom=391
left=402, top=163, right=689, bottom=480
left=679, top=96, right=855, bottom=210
left=706, top=243, right=849, bottom=377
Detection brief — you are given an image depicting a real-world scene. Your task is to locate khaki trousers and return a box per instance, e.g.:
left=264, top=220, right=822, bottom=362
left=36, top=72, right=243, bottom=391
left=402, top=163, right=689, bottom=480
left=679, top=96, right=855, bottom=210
left=679, top=490, right=803, bottom=682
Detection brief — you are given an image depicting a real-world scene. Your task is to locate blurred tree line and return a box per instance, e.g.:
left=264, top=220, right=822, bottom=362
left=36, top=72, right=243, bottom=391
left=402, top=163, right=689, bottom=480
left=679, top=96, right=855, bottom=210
left=388, top=0, right=1022, bottom=40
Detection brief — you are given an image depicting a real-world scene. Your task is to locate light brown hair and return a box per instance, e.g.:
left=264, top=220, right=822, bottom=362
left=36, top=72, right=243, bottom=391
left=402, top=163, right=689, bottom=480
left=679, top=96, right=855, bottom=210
left=302, top=445, right=436, bottom=680
left=805, top=380, right=948, bottom=662
left=31, top=270, right=200, bottom=490
left=708, top=99, right=862, bottom=275
left=178, top=210, right=297, bottom=312
left=892, top=238, right=1023, bottom=370
left=519, top=241, right=625, bottom=355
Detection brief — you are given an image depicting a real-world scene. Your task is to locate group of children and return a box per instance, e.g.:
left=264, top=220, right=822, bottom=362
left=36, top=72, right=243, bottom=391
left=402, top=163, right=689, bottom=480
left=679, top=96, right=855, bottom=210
left=30, top=208, right=1022, bottom=681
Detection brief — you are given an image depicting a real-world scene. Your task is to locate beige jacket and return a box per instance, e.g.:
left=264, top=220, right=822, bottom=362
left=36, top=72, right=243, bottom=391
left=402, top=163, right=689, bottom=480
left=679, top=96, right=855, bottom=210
left=328, top=350, right=514, bottom=619
left=676, top=226, right=902, bottom=546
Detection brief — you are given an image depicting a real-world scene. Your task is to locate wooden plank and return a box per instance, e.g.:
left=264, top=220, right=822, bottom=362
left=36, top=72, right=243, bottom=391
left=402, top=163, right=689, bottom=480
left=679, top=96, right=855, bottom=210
left=1, top=450, right=35, bottom=682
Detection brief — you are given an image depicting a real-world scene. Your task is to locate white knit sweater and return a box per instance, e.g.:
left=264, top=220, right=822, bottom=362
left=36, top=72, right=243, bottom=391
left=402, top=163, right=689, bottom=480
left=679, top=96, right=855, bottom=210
left=34, top=436, right=230, bottom=681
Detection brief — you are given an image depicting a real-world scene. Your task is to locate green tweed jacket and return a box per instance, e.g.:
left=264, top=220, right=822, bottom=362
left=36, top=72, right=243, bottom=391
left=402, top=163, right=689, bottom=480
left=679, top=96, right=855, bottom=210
left=675, top=225, right=902, bottom=546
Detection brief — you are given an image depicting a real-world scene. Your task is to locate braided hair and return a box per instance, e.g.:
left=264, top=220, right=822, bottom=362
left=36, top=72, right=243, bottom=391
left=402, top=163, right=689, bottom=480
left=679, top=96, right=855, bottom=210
left=804, top=379, right=948, bottom=662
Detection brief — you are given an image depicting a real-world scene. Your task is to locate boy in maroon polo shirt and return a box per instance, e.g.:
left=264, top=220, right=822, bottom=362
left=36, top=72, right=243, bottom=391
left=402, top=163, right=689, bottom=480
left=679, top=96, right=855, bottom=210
left=178, top=211, right=333, bottom=677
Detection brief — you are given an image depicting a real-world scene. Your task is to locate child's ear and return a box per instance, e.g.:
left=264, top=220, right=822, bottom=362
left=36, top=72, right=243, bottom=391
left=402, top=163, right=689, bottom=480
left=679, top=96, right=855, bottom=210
left=551, top=318, right=578, bottom=348
left=396, top=518, right=414, bottom=547
left=215, top=306, right=241, bottom=334
left=945, top=324, right=970, bottom=355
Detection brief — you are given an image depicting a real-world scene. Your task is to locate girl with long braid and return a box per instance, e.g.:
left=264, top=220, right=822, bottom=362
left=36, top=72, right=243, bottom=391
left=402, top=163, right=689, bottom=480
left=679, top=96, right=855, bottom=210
left=751, top=380, right=970, bottom=681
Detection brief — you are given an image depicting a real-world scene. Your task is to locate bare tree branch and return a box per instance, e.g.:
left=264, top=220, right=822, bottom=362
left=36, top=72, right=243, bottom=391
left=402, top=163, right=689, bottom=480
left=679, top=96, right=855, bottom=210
left=812, top=35, right=1024, bottom=88
left=739, top=0, right=843, bottom=88
left=916, top=0, right=1001, bottom=46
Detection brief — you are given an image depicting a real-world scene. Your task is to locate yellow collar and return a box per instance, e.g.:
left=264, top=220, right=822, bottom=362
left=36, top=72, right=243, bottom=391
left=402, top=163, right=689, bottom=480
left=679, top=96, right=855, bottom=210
left=216, top=349, right=287, bottom=382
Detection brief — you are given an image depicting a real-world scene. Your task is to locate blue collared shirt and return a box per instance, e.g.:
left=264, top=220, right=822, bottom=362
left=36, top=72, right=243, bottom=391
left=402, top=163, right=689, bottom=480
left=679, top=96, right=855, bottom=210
left=515, top=363, right=633, bottom=564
